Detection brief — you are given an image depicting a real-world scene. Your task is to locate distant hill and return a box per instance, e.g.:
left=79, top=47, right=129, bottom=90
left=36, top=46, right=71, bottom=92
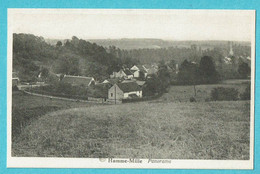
left=87, top=38, right=251, bottom=50
left=46, top=38, right=251, bottom=50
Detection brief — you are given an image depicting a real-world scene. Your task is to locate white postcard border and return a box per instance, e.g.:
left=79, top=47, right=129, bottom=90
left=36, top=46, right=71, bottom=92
left=6, top=9, right=256, bottom=169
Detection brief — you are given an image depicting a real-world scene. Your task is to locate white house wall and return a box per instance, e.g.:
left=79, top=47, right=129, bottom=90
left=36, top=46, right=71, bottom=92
left=133, top=71, right=140, bottom=78
left=123, top=91, right=142, bottom=98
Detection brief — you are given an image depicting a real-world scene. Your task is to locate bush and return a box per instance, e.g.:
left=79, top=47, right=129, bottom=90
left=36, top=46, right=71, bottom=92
left=190, top=97, right=196, bottom=102
left=211, top=87, right=239, bottom=101
left=240, top=84, right=250, bottom=100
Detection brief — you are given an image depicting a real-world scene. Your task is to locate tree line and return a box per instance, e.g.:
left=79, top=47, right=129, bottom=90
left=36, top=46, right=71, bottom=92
left=13, top=33, right=250, bottom=85
left=143, top=55, right=250, bottom=97
left=13, top=34, right=139, bottom=82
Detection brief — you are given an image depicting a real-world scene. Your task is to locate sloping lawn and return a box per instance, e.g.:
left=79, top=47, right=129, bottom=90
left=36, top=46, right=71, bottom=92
left=12, top=100, right=250, bottom=160
left=12, top=91, right=101, bottom=140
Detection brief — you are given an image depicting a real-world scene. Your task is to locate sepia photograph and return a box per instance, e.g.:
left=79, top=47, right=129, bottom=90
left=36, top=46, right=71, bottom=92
left=7, top=9, right=255, bottom=169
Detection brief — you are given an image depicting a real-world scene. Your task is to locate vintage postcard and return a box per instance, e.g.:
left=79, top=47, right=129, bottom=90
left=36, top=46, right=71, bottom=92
left=7, top=9, right=255, bottom=169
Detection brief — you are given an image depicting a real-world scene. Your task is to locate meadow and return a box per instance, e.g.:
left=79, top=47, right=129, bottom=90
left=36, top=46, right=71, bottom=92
left=12, top=91, right=102, bottom=140
left=12, top=100, right=250, bottom=160
left=159, top=80, right=249, bottom=102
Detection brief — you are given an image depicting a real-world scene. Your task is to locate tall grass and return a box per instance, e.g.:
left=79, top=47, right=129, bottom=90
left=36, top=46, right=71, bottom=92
left=12, top=100, right=250, bottom=160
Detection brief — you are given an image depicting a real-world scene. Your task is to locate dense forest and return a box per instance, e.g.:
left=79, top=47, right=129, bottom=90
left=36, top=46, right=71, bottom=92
left=105, top=43, right=251, bottom=64
left=13, top=34, right=138, bottom=82
left=46, top=38, right=251, bottom=64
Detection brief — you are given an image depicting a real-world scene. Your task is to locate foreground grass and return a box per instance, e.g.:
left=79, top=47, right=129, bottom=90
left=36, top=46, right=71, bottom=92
left=12, top=100, right=250, bottom=159
left=12, top=91, right=102, bottom=140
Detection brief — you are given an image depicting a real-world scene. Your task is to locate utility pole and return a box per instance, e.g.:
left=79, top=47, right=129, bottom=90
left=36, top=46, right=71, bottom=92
left=114, top=85, right=116, bottom=104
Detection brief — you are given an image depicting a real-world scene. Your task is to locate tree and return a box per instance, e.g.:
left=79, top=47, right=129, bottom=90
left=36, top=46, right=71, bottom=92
left=199, top=56, right=220, bottom=84
left=40, top=67, right=49, bottom=80
left=71, top=36, right=80, bottom=47
left=85, top=62, right=108, bottom=81
left=56, top=41, right=62, bottom=47
left=55, top=53, right=81, bottom=75
left=177, top=60, right=200, bottom=96
left=143, top=74, right=161, bottom=96
left=157, top=60, right=171, bottom=92
left=238, top=62, right=250, bottom=79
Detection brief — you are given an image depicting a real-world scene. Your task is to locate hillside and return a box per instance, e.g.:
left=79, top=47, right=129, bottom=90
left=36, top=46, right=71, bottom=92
left=13, top=34, right=136, bottom=81
left=12, top=101, right=250, bottom=159
left=13, top=34, right=251, bottom=82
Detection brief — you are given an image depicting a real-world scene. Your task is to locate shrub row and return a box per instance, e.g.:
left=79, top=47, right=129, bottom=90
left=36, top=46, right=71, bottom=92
left=211, top=87, right=239, bottom=101
left=210, top=85, right=250, bottom=101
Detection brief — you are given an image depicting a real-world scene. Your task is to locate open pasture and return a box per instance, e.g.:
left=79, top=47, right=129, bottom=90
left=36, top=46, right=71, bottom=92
left=12, top=91, right=101, bottom=140
left=159, top=80, right=250, bottom=102
left=12, top=100, right=250, bottom=160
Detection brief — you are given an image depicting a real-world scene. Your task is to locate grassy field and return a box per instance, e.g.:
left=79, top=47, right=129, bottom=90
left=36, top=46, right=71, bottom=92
left=12, top=100, right=250, bottom=160
left=158, top=80, right=249, bottom=102
left=12, top=91, right=102, bottom=140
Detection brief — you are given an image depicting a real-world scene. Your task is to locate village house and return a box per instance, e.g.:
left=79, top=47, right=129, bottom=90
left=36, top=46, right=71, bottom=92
left=108, top=82, right=142, bottom=102
left=110, top=69, right=133, bottom=79
left=61, top=75, right=95, bottom=87
left=130, top=65, right=148, bottom=78
left=141, top=64, right=159, bottom=78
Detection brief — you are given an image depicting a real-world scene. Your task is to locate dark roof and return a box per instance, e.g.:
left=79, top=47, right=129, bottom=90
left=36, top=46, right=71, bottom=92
left=122, top=79, right=136, bottom=83
left=116, top=82, right=141, bottom=93
left=130, top=69, right=136, bottom=73
left=123, top=69, right=133, bottom=75
left=62, top=75, right=94, bottom=86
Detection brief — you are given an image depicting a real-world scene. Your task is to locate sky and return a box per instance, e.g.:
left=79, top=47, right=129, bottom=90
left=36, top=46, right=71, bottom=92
left=8, top=9, right=255, bottom=41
